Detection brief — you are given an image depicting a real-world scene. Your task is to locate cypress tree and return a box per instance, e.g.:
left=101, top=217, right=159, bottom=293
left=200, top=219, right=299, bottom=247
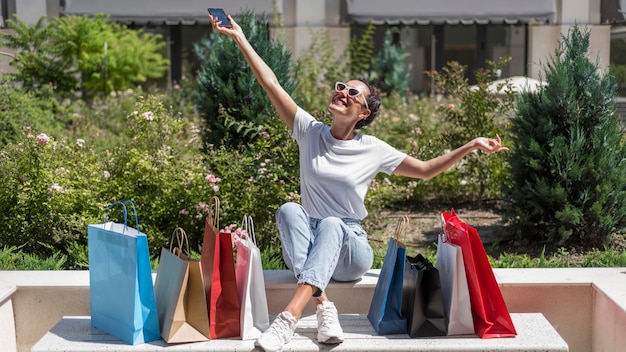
left=504, top=25, right=626, bottom=248
left=194, top=9, right=296, bottom=148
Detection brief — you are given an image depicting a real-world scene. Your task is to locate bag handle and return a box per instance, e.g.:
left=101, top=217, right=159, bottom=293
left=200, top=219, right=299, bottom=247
left=241, top=215, right=257, bottom=246
left=104, top=200, right=140, bottom=233
left=439, top=208, right=458, bottom=243
left=206, top=196, right=220, bottom=230
left=439, top=212, right=448, bottom=243
left=393, top=215, right=409, bottom=248
left=169, top=227, right=190, bottom=257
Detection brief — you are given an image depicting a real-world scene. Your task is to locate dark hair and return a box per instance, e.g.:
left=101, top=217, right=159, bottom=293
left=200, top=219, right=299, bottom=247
left=354, top=78, right=381, bottom=129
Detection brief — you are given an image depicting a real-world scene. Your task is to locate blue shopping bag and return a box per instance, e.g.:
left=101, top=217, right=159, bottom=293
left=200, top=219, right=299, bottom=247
left=367, top=216, right=409, bottom=335
left=88, top=200, right=160, bottom=345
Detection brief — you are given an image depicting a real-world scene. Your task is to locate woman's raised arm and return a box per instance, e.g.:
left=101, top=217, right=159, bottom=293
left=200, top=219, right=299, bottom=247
left=210, top=13, right=298, bottom=131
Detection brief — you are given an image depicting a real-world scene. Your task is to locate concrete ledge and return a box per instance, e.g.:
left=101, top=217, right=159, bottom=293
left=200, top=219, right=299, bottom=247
left=1, top=268, right=625, bottom=352
left=0, top=282, right=17, bottom=352
left=31, top=313, right=568, bottom=352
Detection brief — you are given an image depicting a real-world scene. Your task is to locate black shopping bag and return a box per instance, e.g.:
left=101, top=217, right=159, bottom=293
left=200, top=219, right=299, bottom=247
left=402, top=253, right=446, bottom=337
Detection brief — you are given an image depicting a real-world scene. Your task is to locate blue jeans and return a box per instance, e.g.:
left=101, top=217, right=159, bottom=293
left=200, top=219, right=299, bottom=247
left=276, top=202, right=374, bottom=294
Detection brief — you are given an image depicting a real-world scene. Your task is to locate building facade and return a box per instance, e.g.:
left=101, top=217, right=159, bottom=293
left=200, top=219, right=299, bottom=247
left=1, top=0, right=622, bottom=93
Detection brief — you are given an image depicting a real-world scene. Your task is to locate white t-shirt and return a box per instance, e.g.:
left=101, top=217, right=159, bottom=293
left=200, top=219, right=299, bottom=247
left=291, top=107, right=407, bottom=220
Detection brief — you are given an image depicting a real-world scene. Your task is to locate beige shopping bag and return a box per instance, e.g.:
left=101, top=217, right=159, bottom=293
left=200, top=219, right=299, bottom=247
left=155, top=227, right=210, bottom=343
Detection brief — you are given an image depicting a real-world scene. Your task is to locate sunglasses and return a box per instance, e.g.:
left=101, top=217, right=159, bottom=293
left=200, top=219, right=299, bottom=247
left=335, top=82, right=369, bottom=110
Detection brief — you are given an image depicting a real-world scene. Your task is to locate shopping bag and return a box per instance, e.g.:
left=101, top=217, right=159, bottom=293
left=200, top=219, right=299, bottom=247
left=367, top=216, right=409, bottom=335
left=154, top=227, right=210, bottom=343
left=436, top=219, right=474, bottom=335
left=235, top=216, right=270, bottom=340
left=200, top=196, right=241, bottom=339
left=88, top=200, right=160, bottom=345
left=401, top=253, right=446, bottom=337
left=442, top=209, right=517, bottom=338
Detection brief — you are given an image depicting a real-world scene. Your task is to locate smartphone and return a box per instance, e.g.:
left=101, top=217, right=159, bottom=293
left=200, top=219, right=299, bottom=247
left=208, top=8, right=232, bottom=28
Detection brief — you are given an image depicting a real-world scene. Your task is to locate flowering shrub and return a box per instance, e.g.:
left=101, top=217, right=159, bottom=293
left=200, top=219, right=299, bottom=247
left=0, top=92, right=220, bottom=265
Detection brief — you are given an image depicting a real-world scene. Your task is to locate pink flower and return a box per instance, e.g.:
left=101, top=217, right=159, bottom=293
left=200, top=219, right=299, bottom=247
left=48, top=183, right=63, bottom=193
left=447, top=103, right=455, bottom=109
left=142, top=111, right=154, bottom=121
left=205, top=174, right=221, bottom=183
left=212, top=185, right=219, bottom=192
left=411, top=127, right=422, bottom=135
left=36, top=133, right=50, bottom=146
left=194, top=202, right=210, bottom=214
left=179, top=209, right=189, bottom=215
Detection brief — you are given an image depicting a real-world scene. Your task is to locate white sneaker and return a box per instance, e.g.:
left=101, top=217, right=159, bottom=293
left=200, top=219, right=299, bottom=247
left=254, top=311, right=297, bottom=352
left=316, top=301, right=345, bottom=344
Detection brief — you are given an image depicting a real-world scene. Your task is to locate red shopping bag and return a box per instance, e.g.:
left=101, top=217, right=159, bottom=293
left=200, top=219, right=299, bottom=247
left=201, top=197, right=241, bottom=339
left=441, top=209, right=516, bottom=338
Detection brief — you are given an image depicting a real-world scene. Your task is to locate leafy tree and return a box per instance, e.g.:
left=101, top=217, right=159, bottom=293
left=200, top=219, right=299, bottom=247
left=194, top=9, right=296, bottom=148
left=1, top=15, right=169, bottom=99
left=504, top=25, right=626, bottom=248
left=0, top=17, right=76, bottom=94
left=371, top=28, right=412, bottom=97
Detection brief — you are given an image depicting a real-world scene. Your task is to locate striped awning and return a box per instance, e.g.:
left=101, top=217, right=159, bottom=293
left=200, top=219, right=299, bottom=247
left=61, top=0, right=276, bottom=25
left=345, top=0, right=557, bottom=25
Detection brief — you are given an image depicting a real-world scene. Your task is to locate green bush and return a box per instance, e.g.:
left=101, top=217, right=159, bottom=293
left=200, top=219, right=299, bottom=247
left=0, top=91, right=220, bottom=262
left=0, top=246, right=67, bottom=270
left=201, top=108, right=299, bottom=261
left=0, top=79, right=69, bottom=147
left=504, top=25, right=626, bottom=248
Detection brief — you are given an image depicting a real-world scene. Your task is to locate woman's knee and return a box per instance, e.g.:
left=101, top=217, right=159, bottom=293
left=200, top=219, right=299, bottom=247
left=317, top=216, right=344, bottom=231
left=332, top=264, right=371, bottom=282
left=276, top=202, right=305, bottom=223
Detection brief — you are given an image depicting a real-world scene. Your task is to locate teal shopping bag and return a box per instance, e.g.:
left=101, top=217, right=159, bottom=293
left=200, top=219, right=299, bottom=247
left=367, top=216, right=409, bottom=335
left=88, top=200, right=160, bottom=345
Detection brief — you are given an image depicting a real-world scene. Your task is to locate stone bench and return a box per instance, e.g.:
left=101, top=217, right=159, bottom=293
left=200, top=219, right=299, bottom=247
left=7, top=268, right=626, bottom=351
left=31, top=313, right=568, bottom=352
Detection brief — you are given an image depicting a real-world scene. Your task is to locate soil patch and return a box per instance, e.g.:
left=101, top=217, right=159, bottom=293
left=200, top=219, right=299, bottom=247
left=365, top=203, right=626, bottom=262
left=367, top=206, right=503, bottom=256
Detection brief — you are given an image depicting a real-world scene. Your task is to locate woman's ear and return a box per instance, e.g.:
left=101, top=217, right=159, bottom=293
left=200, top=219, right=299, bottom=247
left=360, top=109, right=371, bottom=120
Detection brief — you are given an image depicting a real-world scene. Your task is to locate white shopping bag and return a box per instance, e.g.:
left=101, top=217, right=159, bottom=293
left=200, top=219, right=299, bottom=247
left=235, top=216, right=270, bottom=340
left=436, top=214, right=474, bottom=335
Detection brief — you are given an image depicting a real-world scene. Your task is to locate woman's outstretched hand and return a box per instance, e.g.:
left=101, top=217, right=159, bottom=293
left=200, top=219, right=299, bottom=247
left=209, top=12, right=242, bottom=39
left=473, top=134, right=509, bottom=153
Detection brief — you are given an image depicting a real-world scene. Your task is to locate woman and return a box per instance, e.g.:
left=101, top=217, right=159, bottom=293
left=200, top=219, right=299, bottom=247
left=209, top=13, right=508, bottom=352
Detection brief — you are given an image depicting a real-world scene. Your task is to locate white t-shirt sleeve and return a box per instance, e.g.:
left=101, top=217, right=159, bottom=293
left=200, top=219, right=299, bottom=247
left=290, top=107, right=318, bottom=142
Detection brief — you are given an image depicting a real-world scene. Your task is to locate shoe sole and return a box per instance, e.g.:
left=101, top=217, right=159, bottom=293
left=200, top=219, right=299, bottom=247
left=254, top=340, right=284, bottom=352
left=318, top=335, right=345, bottom=344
